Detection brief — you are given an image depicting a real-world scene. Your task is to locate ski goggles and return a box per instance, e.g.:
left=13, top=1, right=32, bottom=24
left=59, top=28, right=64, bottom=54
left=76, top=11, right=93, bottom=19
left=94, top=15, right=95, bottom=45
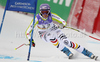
left=40, top=10, right=50, bottom=15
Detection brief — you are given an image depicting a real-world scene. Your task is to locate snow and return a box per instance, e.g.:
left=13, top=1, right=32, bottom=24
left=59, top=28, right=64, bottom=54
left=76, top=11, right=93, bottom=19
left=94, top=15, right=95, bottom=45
left=0, top=7, right=100, bottom=62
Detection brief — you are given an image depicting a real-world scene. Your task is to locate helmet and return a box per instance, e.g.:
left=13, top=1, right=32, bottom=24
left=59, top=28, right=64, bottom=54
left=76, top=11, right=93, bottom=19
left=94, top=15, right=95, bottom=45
left=39, top=4, right=50, bottom=15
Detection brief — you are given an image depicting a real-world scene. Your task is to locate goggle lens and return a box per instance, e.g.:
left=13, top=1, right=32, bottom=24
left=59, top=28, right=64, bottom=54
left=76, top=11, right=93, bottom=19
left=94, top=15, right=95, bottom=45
left=41, top=10, right=49, bottom=15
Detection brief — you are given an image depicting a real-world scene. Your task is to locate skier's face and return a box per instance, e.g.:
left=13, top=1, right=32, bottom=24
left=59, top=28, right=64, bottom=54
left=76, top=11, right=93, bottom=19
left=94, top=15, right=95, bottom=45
left=41, top=10, right=49, bottom=18
left=42, top=14, right=48, bottom=18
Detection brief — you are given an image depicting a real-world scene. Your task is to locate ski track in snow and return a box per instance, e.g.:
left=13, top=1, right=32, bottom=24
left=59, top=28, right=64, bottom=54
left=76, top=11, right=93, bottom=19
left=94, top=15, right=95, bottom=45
left=0, top=8, right=100, bottom=62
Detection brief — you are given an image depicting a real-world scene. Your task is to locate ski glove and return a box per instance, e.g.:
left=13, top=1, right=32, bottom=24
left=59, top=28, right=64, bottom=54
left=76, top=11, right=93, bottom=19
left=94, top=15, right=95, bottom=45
left=58, top=23, right=66, bottom=29
left=29, top=39, right=35, bottom=47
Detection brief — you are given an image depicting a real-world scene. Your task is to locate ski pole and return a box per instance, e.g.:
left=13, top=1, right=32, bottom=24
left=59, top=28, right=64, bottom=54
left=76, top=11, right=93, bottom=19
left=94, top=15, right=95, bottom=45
left=15, top=43, right=29, bottom=50
left=66, top=26, right=100, bottom=41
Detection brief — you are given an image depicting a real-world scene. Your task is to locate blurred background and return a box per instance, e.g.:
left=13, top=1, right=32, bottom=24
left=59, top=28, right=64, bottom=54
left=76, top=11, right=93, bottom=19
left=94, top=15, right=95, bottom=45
left=0, top=0, right=100, bottom=40
left=1, top=0, right=100, bottom=38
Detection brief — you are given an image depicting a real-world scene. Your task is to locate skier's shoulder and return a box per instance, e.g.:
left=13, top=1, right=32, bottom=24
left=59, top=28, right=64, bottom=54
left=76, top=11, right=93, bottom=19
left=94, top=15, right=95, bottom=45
left=51, top=12, right=61, bottom=19
left=35, top=13, right=40, bottom=20
left=36, top=13, right=39, bottom=17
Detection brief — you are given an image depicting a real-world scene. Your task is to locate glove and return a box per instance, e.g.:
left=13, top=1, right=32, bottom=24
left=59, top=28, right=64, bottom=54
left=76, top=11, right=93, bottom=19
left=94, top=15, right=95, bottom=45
left=58, top=23, right=66, bottom=29
left=29, top=39, right=35, bottom=47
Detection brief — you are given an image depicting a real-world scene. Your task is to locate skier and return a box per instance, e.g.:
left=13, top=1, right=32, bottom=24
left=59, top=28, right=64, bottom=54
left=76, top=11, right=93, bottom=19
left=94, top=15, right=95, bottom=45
left=25, top=4, right=98, bottom=60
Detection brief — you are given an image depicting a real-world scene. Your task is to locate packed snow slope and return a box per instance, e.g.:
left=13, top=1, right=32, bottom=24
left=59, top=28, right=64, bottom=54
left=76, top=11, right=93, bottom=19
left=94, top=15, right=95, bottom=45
left=0, top=8, right=100, bottom=62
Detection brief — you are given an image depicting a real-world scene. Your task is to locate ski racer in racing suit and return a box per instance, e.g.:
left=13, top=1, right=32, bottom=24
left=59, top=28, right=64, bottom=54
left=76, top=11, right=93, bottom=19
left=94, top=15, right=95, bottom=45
left=25, top=4, right=97, bottom=59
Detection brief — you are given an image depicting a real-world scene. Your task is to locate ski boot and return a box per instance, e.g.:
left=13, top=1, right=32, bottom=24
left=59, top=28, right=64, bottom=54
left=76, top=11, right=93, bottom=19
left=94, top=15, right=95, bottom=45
left=61, top=47, right=73, bottom=59
left=82, top=48, right=98, bottom=60
left=91, top=54, right=98, bottom=60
